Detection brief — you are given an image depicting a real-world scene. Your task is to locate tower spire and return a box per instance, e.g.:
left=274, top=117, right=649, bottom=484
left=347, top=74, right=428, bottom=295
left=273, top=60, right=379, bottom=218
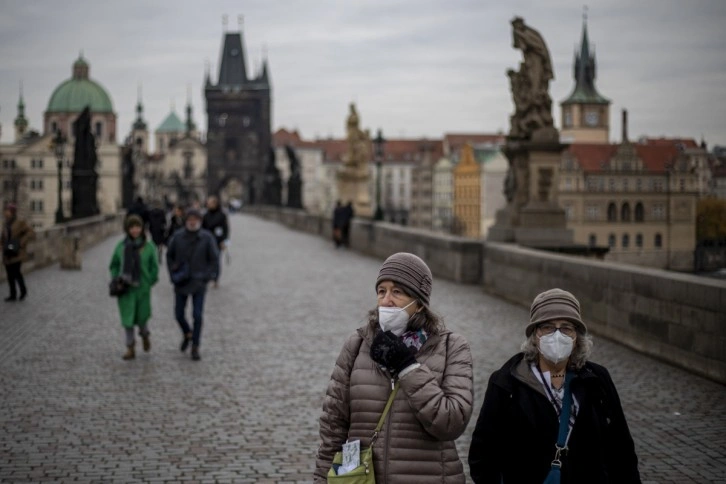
left=133, top=82, right=147, bottom=131
left=185, top=84, right=196, bottom=135
left=561, top=8, right=609, bottom=106
left=14, top=81, right=29, bottom=140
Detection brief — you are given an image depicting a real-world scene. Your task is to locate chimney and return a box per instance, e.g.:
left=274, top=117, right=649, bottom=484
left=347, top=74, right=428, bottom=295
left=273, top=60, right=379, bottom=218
left=622, top=109, right=628, bottom=143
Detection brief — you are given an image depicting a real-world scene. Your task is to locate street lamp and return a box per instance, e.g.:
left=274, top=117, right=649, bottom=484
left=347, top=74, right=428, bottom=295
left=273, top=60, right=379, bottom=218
left=373, top=128, right=385, bottom=221
left=52, top=130, right=66, bottom=224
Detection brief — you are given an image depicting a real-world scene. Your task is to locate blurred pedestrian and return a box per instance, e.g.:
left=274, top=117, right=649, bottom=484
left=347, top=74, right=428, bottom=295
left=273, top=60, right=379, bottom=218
left=127, top=196, right=150, bottom=227
left=468, top=288, right=640, bottom=484
left=202, top=195, right=228, bottom=288
left=2, top=203, right=35, bottom=302
left=341, top=201, right=355, bottom=247
left=108, top=215, right=159, bottom=360
left=331, top=200, right=344, bottom=248
left=314, top=252, right=473, bottom=483
left=166, top=208, right=219, bottom=361
left=147, top=200, right=167, bottom=263
left=165, top=204, right=185, bottom=244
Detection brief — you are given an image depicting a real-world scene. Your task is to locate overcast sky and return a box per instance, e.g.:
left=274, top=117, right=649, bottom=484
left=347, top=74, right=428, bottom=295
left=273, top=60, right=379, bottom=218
left=1, top=0, right=725, bottom=149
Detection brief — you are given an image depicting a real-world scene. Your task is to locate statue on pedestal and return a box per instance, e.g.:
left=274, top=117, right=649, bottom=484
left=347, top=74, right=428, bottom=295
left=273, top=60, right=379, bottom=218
left=262, top=146, right=282, bottom=206
left=285, top=145, right=303, bottom=209
left=71, top=107, right=100, bottom=219
left=336, top=103, right=372, bottom=218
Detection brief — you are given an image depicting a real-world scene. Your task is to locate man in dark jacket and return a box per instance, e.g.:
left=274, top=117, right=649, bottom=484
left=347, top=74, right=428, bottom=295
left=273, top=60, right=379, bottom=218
left=2, top=204, right=35, bottom=302
left=165, top=205, right=185, bottom=244
left=166, top=208, right=219, bottom=361
left=202, top=196, right=228, bottom=288
left=147, top=200, right=167, bottom=262
left=127, top=196, right=150, bottom=227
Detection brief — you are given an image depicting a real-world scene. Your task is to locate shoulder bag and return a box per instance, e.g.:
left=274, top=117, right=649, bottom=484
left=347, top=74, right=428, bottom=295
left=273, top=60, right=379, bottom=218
left=327, top=382, right=399, bottom=483
left=542, top=372, right=574, bottom=484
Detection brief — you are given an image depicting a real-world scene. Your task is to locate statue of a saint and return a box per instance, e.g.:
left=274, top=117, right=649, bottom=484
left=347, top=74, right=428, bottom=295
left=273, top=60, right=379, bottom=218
left=342, top=103, right=371, bottom=177
left=508, top=17, right=555, bottom=139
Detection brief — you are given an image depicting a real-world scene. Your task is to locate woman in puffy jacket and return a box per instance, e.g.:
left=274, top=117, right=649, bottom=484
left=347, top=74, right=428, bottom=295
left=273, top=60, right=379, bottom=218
left=314, top=252, right=474, bottom=484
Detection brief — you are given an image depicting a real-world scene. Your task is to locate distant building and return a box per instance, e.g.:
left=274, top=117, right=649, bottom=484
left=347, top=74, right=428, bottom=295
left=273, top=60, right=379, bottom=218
left=432, top=157, right=454, bottom=233
left=205, top=27, right=271, bottom=204
left=0, top=56, right=121, bottom=229
left=560, top=18, right=611, bottom=144
left=710, top=146, right=726, bottom=199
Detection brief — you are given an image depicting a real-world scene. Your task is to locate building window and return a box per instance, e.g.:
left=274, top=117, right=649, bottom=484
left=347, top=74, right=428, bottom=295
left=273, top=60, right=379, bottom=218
left=95, top=122, right=103, bottom=138
left=30, top=200, right=44, bottom=213
left=563, top=111, right=573, bottom=128
left=609, top=178, right=616, bottom=191
left=654, top=179, right=664, bottom=192
left=586, top=205, right=600, bottom=220
left=607, top=202, right=617, bottom=222
left=635, top=202, right=644, bottom=222
left=564, top=178, right=572, bottom=191
left=654, top=233, right=663, bottom=248
left=679, top=178, right=685, bottom=192
left=636, top=178, right=642, bottom=191
left=621, top=203, right=631, bottom=222
left=636, top=233, right=643, bottom=248
left=30, top=179, right=44, bottom=191
left=652, top=204, right=665, bottom=220
left=65, top=180, right=72, bottom=190
left=51, top=121, right=58, bottom=132
left=608, top=234, right=616, bottom=248
left=588, top=234, right=596, bottom=246
left=622, top=233, right=630, bottom=248
left=623, top=178, right=629, bottom=192
left=564, top=203, right=574, bottom=220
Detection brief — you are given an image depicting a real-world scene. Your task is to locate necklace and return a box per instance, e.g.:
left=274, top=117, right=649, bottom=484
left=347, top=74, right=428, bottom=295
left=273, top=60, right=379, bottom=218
left=551, top=373, right=565, bottom=378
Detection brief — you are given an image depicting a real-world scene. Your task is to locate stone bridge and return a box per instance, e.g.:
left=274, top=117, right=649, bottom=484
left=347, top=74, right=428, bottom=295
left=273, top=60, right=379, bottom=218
left=1, top=214, right=724, bottom=483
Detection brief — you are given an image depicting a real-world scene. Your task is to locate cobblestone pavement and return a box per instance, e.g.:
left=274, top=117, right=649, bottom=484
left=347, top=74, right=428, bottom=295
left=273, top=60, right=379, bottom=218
left=1, top=213, right=724, bottom=483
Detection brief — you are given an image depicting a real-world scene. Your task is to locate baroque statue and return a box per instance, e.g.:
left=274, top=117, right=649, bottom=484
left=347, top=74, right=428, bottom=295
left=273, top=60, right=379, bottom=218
left=507, top=17, right=555, bottom=140
left=342, top=103, right=371, bottom=178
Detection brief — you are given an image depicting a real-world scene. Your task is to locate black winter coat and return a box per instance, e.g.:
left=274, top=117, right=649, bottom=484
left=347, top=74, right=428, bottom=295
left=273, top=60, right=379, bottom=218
left=202, top=209, right=229, bottom=246
left=166, top=228, right=219, bottom=295
left=147, top=208, right=167, bottom=245
left=468, top=353, right=640, bottom=484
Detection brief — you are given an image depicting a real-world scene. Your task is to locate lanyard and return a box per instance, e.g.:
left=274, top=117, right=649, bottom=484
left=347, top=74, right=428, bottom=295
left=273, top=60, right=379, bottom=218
left=536, top=364, right=563, bottom=416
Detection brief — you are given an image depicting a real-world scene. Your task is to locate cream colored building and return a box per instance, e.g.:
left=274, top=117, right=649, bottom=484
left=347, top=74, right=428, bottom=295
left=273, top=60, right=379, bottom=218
left=559, top=136, right=705, bottom=271
left=432, top=157, right=454, bottom=233
left=0, top=56, right=121, bottom=229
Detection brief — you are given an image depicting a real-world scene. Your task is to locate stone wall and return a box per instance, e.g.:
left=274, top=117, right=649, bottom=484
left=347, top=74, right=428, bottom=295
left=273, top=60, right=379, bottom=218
left=249, top=206, right=726, bottom=384
left=0, top=213, right=125, bottom=283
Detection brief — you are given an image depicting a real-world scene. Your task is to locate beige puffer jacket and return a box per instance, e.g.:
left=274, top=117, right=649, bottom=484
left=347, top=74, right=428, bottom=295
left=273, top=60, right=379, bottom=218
left=314, top=324, right=474, bottom=483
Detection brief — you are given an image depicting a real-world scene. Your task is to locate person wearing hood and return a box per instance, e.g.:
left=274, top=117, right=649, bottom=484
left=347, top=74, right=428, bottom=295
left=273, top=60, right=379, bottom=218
left=2, top=203, right=35, bottom=302
left=314, top=252, right=474, bottom=483
left=166, top=208, right=219, bottom=361
left=109, top=215, right=159, bottom=360
left=201, top=195, right=228, bottom=288
left=468, top=288, right=641, bottom=484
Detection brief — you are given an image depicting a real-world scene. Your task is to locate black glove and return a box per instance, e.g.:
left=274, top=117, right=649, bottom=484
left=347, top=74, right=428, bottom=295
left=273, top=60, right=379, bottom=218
left=370, top=330, right=417, bottom=376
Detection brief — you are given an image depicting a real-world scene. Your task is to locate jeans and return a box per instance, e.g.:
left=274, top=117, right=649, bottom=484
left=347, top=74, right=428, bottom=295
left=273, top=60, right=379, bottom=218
left=4, top=262, right=26, bottom=298
left=174, top=289, right=206, bottom=347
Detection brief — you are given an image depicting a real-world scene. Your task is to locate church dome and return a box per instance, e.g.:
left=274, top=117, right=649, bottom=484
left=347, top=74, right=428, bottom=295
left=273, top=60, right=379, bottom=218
left=46, top=56, right=114, bottom=113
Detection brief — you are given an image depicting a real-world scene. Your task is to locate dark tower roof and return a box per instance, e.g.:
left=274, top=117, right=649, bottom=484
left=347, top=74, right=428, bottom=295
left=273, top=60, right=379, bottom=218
left=217, top=32, right=248, bottom=86
left=132, top=86, right=147, bottom=131
left=561, top=17, right=610, bottom=105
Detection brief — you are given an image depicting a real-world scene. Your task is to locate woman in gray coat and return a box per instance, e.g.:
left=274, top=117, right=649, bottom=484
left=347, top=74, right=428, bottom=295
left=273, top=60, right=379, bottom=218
left=314, top=252, right=474, bottom=483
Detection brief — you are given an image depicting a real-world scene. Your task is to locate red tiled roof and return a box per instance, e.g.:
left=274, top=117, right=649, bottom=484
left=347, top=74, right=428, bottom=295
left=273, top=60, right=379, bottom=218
left=273, top=128, right=302, bottom=146
left=566, top=142, right=682, bottom=173
left=311, top=137, right=443, bottom=164
left=638, top=137, right=698, bottom=148
left=444, top=133, right=505, bottom=146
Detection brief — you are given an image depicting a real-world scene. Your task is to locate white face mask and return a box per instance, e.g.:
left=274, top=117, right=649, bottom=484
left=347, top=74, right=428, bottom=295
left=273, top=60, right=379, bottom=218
left=378, top=300, right=417, bottom=336
left=538, top=330, right=574, bottom=364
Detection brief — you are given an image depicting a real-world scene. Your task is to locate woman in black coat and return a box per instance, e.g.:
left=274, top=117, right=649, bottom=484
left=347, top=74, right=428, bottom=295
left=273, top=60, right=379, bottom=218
left=468, top=288, right=641, bottom=484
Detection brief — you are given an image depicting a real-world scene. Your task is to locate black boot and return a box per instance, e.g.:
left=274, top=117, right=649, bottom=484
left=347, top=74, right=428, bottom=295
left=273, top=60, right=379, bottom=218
left=191, top=346, right=201, bottom=361
left=141, top=332, right=151, bottom=352
left=180, top=332, right=192, bottom=352
left=4, top=295, right=16, bottom=302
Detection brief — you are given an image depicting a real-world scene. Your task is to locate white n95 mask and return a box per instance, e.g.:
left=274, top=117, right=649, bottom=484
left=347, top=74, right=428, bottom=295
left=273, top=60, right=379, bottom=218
left=538, top=330, right=574, bottom=364
left=378, top=300, right=416, bottom=336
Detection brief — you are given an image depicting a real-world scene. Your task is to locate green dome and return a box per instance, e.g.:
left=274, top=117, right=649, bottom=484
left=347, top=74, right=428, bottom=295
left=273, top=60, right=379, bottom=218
left=46, top=56, right=114, bottom=113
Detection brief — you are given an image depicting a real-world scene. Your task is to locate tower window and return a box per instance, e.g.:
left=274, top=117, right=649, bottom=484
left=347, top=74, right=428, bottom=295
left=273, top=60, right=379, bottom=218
left=655, top=233, right=663, bottom=248
left=95, top=122, right=102, bottom=137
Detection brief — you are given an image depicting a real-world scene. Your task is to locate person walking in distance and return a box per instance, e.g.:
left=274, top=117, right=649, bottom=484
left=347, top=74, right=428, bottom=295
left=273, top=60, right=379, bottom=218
left=108, top=215, right=159, bottom=360
left=147, top=200, right=167, bottom=263
left=341, top=201, right=355, bottom=247
left=2, top=203, right=35, bottom=302
left=166, top=208, right=219, bottom=361
left=202, top=195, right=228, bottom=288
left=165, top=204, right=185, bottom=244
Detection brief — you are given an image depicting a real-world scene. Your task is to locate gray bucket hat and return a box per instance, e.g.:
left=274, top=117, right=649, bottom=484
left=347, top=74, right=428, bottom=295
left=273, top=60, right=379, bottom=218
left=526, top=288, right=587, bottom=336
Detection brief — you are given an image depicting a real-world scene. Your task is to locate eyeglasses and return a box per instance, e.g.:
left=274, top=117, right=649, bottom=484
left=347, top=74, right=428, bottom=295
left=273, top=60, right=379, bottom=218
left=537, top=323, right=577, bottom=338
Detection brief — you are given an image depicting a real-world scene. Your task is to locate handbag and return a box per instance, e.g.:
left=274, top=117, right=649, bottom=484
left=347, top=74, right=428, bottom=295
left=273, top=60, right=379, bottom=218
left=327, top=382, right=400, bottom=483
left=542, top=372, right=574, bottom=484
left=4, top=238, right=20, bottom=258
left=108, top=276, right=130, bottom=297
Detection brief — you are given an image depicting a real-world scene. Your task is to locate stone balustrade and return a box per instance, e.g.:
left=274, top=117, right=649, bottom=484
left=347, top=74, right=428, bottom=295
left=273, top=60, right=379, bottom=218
left=250, top=206, right=726, bottom=384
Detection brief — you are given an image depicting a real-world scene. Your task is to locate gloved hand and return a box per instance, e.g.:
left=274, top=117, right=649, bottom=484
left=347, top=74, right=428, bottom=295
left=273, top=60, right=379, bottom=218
left=370, top=330, right=417, bottom=376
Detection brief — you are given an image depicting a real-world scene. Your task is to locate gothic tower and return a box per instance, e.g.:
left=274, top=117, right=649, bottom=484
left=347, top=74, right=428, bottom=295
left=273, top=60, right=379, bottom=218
left=205, top=22, right=271, bottom=204
left=560, top=14, right=610, bottom=143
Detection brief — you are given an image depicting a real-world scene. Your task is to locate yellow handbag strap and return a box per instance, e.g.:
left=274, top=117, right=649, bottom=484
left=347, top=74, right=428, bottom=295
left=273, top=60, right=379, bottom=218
left=370, top=382, right=400, bottom=445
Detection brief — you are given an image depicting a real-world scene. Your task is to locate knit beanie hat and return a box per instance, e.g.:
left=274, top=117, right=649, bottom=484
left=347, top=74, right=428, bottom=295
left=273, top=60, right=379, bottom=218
left=185, top=208, right=203, bottom=220
left=375, top=252, right=433, bottom=306
left=124, top=214, right=144, bottom=230
left=526, top=288, right=587, bottom=336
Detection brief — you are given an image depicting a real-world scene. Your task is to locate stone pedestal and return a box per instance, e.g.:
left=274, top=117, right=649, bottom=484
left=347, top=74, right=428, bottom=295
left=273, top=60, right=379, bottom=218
left=488, top=130, right=573, bottom=247
left=336, top=170, right=372, bottom=218
left=60, top=235, right=82, bottom=270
